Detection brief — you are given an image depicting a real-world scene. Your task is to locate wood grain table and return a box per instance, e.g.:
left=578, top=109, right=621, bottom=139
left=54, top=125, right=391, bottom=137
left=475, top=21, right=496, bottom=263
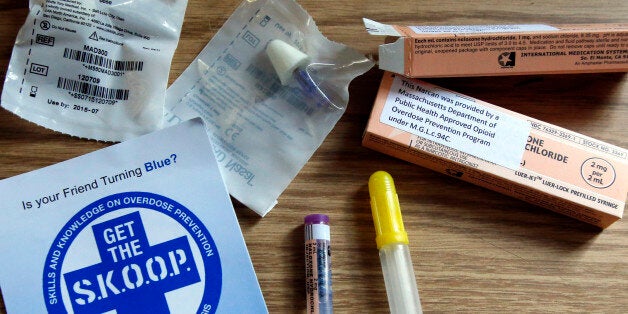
left=1, top=0, right=627, bottom=313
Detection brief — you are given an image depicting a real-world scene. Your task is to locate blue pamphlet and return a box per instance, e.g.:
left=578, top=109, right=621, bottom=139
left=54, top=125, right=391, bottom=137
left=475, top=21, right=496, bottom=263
left=0, top=118, right=268, bottom=313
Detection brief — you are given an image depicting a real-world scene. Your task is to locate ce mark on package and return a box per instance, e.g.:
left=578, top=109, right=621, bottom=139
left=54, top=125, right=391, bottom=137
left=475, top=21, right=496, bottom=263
left=380, top=75, right=530, bottom=169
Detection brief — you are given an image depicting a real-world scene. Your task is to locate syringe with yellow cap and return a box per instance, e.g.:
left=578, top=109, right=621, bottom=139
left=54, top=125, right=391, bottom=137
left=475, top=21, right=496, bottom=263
left=368, top=171, right=423, bottom=314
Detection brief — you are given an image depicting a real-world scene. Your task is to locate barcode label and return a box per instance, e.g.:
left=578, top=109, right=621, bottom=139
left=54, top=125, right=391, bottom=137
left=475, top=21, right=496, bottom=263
left=57, top=77, right=130, bottom=100
left=63, top=48, right=144, bottom=71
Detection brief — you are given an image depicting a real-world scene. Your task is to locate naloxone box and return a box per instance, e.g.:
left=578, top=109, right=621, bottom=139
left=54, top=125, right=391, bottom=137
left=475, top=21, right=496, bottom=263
left=364, top=19, right=628, bottom=77
left=363, top=72, right=627, bottom=228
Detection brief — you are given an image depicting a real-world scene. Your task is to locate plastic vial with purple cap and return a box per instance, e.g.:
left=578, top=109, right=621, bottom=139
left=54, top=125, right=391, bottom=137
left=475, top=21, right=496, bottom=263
left=304, top=214, right=333, bottom=314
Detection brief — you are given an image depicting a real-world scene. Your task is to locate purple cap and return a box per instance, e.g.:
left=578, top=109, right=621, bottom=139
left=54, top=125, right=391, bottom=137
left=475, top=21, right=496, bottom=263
left=304, top=214, right=329, bottom=225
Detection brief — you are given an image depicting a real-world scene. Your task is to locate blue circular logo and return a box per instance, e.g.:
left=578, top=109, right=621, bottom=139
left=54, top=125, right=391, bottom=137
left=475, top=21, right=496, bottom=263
left=43, top=192, right=222, bottom=313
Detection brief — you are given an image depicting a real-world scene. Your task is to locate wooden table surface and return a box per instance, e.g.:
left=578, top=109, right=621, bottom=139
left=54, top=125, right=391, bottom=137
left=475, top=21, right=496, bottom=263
left=1, top=0, right=627, bottom=313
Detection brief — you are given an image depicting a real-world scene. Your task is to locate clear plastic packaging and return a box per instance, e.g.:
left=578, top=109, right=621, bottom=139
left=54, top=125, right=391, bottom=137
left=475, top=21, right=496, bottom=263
left=1, top=0, right=188, bottom=141
left=165, top=0, right=373, bottom=215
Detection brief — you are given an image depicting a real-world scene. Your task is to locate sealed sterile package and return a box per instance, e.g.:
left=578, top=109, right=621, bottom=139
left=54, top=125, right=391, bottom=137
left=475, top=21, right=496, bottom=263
left=165, top=0, right=373, bottom=215
left=1, top=0, right=188, bottom=141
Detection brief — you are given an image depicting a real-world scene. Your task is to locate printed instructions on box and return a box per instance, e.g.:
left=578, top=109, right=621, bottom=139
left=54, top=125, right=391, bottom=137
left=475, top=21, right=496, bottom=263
left=408, top=24, right=558, bottom=34
left=410, top=27, right=628, bottom=66
left=380, top=75, right=530, bottom=169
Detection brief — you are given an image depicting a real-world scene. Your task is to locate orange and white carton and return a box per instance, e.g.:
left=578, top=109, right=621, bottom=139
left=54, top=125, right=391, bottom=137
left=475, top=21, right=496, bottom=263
left=363, top=72, right=627, bottom=228
left=364, top=19, right=628, bottom=77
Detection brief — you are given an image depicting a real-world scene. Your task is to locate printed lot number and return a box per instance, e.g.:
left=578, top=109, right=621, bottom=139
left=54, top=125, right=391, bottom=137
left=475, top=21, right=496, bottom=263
left=78, top=75, right=101, bottom=84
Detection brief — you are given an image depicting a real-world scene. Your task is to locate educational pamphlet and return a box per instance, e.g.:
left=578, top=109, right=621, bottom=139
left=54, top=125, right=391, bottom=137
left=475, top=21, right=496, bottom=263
left=0, top=118, right=267, bottom=313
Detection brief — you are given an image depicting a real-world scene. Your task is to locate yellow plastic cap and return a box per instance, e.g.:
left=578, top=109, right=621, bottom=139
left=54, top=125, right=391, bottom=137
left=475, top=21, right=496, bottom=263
left=368, top=171, right=409, bottom=249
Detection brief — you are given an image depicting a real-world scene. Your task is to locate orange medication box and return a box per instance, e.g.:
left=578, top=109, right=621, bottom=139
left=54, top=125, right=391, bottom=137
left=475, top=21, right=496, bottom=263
left=364, top=19, right=628, bottom=77
left=363, top=72, right=627, bottom=228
